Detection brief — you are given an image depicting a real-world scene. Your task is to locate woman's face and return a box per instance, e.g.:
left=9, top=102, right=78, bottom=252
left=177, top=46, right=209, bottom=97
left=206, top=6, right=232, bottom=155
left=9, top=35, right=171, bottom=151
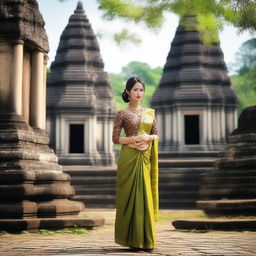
left=127, top=82, right=145, bottom=103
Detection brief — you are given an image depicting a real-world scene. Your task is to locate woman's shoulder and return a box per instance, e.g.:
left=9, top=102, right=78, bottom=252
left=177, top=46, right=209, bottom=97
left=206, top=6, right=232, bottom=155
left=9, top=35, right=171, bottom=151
left=115, top=109, right=127, bottom=118
left=143, top=107, right=155, bottom=113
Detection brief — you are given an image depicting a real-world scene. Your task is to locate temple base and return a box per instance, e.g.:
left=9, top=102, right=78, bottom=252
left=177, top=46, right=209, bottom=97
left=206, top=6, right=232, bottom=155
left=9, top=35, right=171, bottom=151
left=0, top=216, right=105, bottom=231
left=0, top=113, right=104, bottom=230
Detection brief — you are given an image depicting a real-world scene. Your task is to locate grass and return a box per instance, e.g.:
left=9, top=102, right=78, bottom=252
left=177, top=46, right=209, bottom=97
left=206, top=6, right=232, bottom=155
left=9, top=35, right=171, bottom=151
left=158, top=210, right=208, bottom=221
left=37, top=227, right=88, bottom=235
left=0, top=226, right=89, bottom=236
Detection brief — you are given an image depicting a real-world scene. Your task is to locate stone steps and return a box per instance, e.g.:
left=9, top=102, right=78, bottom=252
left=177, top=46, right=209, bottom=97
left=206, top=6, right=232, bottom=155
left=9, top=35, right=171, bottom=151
left=159, top=159, right=215, bottom=168
left=64, top=160, right=216, bottom=209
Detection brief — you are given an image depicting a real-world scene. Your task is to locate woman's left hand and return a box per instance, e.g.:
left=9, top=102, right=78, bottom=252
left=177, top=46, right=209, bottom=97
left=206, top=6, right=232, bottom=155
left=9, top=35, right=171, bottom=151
left=136, top=133, right=151, bottom=142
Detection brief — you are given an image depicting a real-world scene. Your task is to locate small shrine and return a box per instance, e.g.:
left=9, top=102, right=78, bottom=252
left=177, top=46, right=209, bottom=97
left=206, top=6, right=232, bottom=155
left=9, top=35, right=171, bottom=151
left=46, top=1, right=116, bottom=165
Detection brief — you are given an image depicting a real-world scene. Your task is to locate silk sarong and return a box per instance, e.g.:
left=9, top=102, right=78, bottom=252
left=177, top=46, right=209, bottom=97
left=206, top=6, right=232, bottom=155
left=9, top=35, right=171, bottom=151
left=115, top=108, right=159, bottom=249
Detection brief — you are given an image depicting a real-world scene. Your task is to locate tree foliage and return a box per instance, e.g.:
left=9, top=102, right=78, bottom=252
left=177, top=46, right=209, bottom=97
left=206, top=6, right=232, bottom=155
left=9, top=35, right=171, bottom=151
left=110, top=61, right=162, bottom=110
left=97, top=0, right=256, bottom=32
left=235, top=38, right=256, bottom=74
left=231, top=37, right=256, bottom=114
left=57, top=0, right=256, bottom=45
left=97, top=0, right=256, bottom=44
left=231, top=67, right=256, bottom=114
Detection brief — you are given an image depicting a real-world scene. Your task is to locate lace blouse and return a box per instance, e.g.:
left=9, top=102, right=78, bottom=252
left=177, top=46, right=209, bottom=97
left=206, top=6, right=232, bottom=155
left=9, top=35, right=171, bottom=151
left=112, top=108, right=159, bottom=144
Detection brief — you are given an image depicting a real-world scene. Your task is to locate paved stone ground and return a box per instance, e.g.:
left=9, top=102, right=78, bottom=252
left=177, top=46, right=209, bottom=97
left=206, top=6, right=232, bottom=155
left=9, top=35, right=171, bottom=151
left=0, top=209, right=256, bottom=256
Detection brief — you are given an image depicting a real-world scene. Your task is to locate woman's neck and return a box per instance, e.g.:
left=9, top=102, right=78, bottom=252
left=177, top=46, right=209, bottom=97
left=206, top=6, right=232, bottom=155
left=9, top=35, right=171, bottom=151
left=128, top=101, right=140, bottom=109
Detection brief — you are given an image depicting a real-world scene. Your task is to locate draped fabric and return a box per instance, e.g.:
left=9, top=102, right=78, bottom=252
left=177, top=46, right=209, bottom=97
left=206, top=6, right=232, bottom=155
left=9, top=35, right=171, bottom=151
left=115, top=108, right=159, bottom=249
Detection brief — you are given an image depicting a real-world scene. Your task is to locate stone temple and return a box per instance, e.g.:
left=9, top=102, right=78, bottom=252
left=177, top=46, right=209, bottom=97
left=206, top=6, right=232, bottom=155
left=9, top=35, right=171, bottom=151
left=151, top=16, right=238, bottom=208
left=152, top=16, right=237, bottom=153
left=0, top=0, right=103, bottom=230
left=198, top=105, right=256, bottom=216
left=46, top=1, right=116, bottom=166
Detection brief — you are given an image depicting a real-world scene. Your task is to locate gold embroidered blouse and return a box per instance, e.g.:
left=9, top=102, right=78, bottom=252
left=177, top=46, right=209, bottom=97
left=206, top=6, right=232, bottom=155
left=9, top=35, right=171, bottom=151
left=112, top=108, right=159, bottom=144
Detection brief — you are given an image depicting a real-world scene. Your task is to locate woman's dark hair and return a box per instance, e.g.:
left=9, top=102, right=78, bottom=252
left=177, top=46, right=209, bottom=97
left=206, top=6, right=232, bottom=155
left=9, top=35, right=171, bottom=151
left=122, top=77, right=145, bottom=103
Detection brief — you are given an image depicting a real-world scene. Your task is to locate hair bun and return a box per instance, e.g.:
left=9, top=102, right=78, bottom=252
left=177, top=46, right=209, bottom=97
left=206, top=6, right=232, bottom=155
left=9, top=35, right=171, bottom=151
left=122, top=90, right=129, bottom=103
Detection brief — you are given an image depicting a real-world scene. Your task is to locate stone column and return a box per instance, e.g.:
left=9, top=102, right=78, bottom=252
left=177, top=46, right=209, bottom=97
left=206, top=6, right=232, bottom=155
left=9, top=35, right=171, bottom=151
left=177, top=109, right=182, bottom=145
left=172, top=108, right=178, bottom=145
left=233, top=109, right=238, bottom=130
left=216, top=110, right=221, bottom=143
left=42, top=55, right=48, bottom=129
left=165, top=110, right=172, bottom=146
left=156, top=110, right=163, bottom=142
left=11, top=42, right=24, bottom=115
left=30, top=51, right=45, bottom=129
left=220, top=107, right=226, bottom=141
left=60, top=116, right=65, bottom=154
left=22, top=49, right=31, bottom=123
left=0, top=43, right=12, bottom=112
left=54, top=115, right=59, bottom=154
left=109, top=119, right=114, bottom=153
left=207, top=108, right=212, bottom=144
left=103, top=118, right=109, bottom=153
left=202, top=108, right=208, bottom=144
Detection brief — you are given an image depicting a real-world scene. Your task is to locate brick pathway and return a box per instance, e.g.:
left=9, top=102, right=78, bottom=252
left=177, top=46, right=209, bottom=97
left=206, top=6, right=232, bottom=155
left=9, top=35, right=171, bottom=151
left=0, top=209, right=256, bottom=256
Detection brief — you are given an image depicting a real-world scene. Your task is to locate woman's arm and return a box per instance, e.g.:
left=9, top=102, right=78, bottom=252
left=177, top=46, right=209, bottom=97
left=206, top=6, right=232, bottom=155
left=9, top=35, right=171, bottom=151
left=149, top=118, right=159, bottom=141
left=112, top=111, right=135, bottom=145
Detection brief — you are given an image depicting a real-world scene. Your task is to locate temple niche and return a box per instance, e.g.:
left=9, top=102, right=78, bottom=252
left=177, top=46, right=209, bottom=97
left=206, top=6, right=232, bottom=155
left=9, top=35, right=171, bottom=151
left=0, top=0, right=103, bottom=230
left=46, top=1, right=116, bottom=166
left=151, top=16, right=238, bottom=208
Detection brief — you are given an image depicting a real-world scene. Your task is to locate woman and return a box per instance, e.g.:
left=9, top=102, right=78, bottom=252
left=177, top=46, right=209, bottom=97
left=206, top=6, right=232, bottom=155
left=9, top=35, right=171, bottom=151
left=112, top=77, right=159, bottom=252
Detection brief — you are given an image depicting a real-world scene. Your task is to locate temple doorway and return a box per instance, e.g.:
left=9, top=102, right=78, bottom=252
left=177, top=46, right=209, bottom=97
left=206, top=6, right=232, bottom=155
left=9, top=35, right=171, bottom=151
left=184, top=115, right=200, bottom=145
left=69, top=124, right=84, bottom=153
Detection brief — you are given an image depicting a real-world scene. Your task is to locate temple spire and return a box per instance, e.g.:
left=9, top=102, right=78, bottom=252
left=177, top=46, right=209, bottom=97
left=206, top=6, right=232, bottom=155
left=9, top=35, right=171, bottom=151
left=75, top=1, right=84, bottom=14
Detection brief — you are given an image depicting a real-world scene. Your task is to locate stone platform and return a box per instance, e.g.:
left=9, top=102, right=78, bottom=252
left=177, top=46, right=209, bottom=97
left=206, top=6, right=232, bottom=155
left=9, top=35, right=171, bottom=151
left=0, top=209, right=256, bottom=256
left=172, top=218, right=256, bottom=231
left=0, top=216, right=104, bottom=231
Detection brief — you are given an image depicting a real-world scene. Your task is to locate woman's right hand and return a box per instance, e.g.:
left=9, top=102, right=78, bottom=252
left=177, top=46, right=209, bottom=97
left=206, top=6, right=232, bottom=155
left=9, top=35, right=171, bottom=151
left=135, top=133, right=150, bottom=142
left=128, top=141, right=149, bottom=151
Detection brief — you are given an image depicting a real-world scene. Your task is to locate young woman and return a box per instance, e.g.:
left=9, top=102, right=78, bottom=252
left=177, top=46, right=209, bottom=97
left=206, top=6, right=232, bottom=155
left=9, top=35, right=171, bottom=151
left=112, top=77, right=159, bottom=252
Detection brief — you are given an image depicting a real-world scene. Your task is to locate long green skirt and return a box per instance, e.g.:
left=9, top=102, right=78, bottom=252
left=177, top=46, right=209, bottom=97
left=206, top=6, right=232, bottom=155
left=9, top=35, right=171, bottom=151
left=115, top=144, right=157, bottom=249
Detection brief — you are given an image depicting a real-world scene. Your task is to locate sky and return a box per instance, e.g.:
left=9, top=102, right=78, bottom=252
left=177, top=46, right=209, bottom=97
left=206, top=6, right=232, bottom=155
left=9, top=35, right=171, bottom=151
left=37, top=0, right=253, bottom=74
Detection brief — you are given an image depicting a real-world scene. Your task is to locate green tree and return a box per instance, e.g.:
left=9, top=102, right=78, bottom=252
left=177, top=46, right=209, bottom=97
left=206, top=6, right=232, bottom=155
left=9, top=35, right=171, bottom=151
left=231, top=67, right=256, bottom=114
left=97, top=0, right=256, bottom=44
left=235, top=38, right=256, bottom=74
left=230, top=37, right=256, bottom=114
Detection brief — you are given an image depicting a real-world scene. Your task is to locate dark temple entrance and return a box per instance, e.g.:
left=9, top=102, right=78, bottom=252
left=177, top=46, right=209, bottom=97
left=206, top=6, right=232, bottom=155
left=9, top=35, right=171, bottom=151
left=69, top=124, right=84, bottom=153
left=184, top=115, right=200, bottom=145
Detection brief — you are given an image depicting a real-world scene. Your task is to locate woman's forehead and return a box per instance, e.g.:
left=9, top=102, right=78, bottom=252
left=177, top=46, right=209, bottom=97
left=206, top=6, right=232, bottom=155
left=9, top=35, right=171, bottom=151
left=132, top=82, right=144, bottom=89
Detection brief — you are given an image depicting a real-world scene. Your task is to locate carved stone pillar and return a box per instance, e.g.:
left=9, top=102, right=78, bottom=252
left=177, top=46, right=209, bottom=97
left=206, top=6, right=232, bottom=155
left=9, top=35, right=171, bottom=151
left=11, top=42, right=23, bottom=116
left=30, top=51, right=45, bottom=129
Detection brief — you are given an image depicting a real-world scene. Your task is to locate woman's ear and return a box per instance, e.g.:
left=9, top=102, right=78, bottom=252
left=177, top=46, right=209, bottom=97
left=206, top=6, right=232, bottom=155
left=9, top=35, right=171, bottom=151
left=125, top=89, right=129, bottom=95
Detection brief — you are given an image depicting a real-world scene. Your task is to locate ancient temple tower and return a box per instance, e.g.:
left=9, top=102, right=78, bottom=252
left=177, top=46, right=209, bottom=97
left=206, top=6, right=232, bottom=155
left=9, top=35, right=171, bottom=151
left=0, top=0, right=103, bottom=230
left=151, top=16, right=238, bottom=209
left=152, top=16, right=237, bottom=154
left=46, top=1, right=116, bottom=166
